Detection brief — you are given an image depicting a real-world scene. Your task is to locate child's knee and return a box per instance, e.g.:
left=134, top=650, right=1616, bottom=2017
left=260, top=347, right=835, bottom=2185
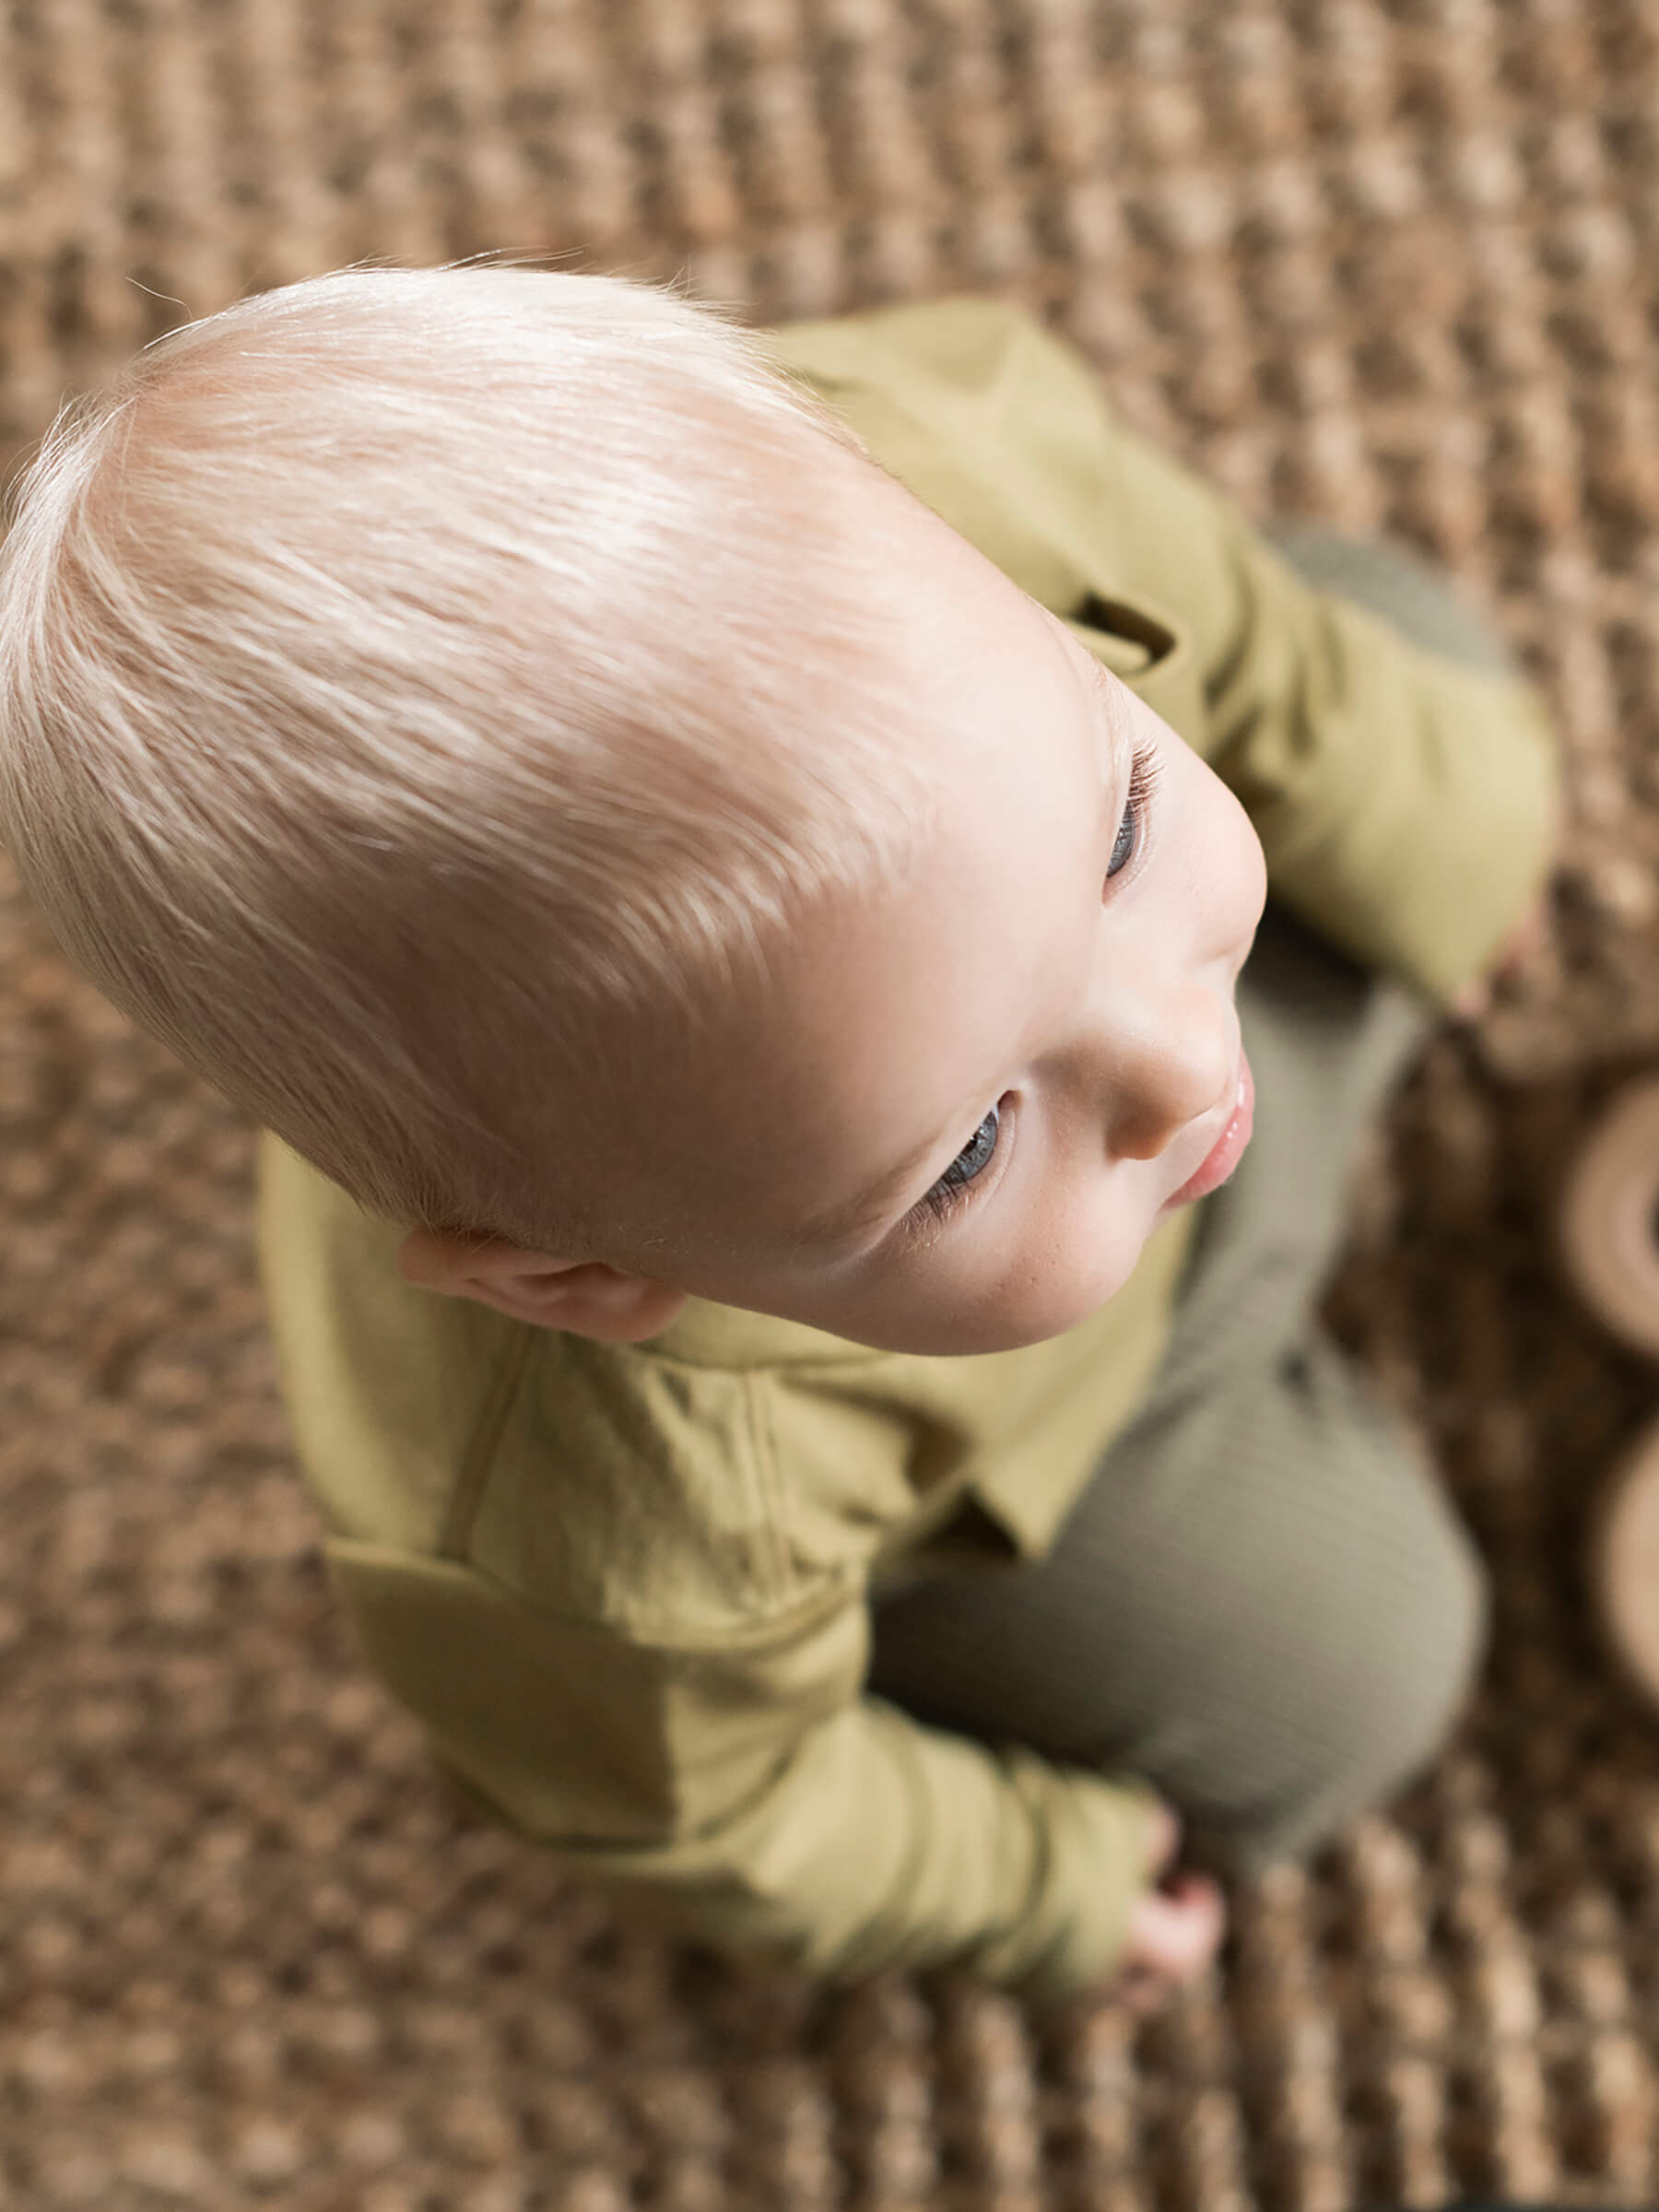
left=1219, top=1474, right=1489, bottom=1871
left=1322, top=1500, right=1488, bottom=1824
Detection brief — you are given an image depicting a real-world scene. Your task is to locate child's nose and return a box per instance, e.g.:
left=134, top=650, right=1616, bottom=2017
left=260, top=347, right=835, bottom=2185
left=1100, top=987, right=1235, bottom=1162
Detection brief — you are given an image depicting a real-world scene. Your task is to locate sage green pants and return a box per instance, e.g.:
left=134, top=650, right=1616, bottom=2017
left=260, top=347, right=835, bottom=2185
left=868, top=534, right=1500, bottom=1872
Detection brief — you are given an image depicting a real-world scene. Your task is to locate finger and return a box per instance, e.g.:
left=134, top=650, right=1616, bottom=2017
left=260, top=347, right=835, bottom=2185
left=1120, top=1965, right=1171, bottom=2018
left=1142, top=1798, right=1180, bottom=1876
left=1130, top=1878, right=1225, bottom=1983
left=1507, top=898, right=1550, bottom=965
left=1112, top=1953, right=1177, bottom=2015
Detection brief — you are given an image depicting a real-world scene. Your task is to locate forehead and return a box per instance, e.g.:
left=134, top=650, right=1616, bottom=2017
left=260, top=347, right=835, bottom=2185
left=612, top=519, right=1114, bottom=1254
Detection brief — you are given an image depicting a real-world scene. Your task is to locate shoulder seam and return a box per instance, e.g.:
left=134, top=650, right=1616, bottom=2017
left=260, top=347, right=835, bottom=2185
left=741, top=1369, right=794, bottom=1603
left=436, top=1323, right=540, bottom=1560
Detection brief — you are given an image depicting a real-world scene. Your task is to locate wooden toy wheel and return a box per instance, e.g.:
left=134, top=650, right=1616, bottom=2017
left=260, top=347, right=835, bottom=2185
left=1595, top=1416, right=1659, bottom=1706
left=1560, top=1076, right=1659, bottom=1356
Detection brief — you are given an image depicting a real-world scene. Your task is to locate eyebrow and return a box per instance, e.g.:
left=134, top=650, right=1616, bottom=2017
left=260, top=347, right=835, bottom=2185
left=1079, top=641, right=1135, bottom=788
left=795, top=641, right=1134, bottom=1253
left=795, top=1124, right=965, bottom=1250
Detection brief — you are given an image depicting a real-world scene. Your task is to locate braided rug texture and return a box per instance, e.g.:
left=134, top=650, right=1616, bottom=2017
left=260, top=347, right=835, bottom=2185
left=6, top=1, right=1659, bottom=2206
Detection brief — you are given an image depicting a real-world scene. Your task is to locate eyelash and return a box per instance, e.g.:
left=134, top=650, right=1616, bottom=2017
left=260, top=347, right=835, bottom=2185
left=911, top=1102, right=1004, bottom=1232
left=1109, top=737, right=1163, bottom=884
left=901, top=734, right=1163, bottom=1241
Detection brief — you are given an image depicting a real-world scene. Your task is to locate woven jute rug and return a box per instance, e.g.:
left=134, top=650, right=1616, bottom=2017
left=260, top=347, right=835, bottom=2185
left=6, top=1, right=1659, bottom=2206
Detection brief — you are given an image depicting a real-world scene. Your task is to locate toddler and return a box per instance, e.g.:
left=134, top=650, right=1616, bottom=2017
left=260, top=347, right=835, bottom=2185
left=0, top=266, right=1557, bottom=2002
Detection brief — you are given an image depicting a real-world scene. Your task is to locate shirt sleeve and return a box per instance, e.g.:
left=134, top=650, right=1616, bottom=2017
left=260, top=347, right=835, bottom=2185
left=324, top=1535, right=1157, bottom=2001
left=259, top=1138, right=1160, bottom=1999
left=773, top=299, right=1559, bottom=1005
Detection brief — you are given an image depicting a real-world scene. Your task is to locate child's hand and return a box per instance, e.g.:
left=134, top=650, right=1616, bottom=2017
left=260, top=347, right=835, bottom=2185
left=1452, top=892, right=1551, bottom=1019
left=1112, top=1801, right=1226, bottom=2011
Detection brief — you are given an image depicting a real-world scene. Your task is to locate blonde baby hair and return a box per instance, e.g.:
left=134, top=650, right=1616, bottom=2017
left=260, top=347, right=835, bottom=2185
left=0, top=265, right=924, bottom=1254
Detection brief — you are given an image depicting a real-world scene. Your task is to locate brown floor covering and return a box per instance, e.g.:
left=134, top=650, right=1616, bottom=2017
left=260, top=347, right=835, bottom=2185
left=6, top=0, right=1659, bottom=2206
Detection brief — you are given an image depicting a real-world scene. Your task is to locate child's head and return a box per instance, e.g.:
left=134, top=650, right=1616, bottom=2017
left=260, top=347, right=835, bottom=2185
left=0, top=265, right=1265, bottom=1358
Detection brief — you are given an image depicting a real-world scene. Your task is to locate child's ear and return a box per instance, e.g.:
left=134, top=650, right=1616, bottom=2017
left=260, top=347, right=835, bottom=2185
left=397, top=1229, right=687, bottom=1343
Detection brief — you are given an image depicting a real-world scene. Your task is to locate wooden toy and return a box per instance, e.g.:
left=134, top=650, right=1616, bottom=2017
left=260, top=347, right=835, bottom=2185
left=1560, top=1076, right=1659, bottom=1701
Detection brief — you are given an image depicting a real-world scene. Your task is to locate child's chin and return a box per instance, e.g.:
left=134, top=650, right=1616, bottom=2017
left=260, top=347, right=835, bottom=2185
left=932, top=1278, right=1142, bottom=1359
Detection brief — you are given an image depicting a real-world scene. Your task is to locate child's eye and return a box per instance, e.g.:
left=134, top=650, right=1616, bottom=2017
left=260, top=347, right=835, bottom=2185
left=1106, top=794, right=1138, bottom=878
left=914, top=1105, right=1000, bottom=1226
left=1105, top=739, right=1161, bottom=884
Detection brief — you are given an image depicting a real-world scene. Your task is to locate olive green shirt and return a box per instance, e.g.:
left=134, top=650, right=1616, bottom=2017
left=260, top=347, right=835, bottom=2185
left=258, top=301, right=1557, bottom=1999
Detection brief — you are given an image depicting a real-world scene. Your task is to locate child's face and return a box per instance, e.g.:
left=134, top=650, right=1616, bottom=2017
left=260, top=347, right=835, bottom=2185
left=611, top=486, right=1268, bottom=1357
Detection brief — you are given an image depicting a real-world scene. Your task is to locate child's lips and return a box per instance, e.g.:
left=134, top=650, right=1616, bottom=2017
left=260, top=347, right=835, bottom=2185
left=1167, top=1050, right=1254, bottom=1208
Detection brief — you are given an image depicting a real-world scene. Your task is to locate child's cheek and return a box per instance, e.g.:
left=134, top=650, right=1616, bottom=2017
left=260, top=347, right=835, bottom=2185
left=975, top=1187, right=1156, bottom=1347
